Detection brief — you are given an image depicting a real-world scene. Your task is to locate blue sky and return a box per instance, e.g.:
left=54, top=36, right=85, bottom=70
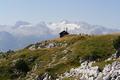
left=0, top=0, right=120, bottom=28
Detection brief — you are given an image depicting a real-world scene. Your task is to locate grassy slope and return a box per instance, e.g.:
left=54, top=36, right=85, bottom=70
left=0, top=34, right=119, bottom=79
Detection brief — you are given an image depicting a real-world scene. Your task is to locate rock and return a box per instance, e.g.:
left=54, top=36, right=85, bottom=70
left=116, top=76, right=120, bottom=80
left=103, top=64, right=112, bottom=75
left=29, top=45, right=36, bottom=50
left=89, top=77, right=94, bottom=80
left=105, top=57, right=112, bottom=62
left=46, top=43, right=55, bottom=48
left=95, top=72, right=103, bottom=80
left=36, top=73, right=52, bottom=80
left=62, top=50, right=68, bottom=53
left=59, top=61, right=100, bottom=80
left=102, top=61, right=120, bottom=80
left=58, top=60, right=120, bottom=80
left=112, top=51, right=120, bottom=59
left=63, top=43, right=68, bottom=47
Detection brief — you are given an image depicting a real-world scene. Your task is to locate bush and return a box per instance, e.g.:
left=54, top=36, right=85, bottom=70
left=15, top=59, right=30, bottom=73
left=113, top=36, right=120, bottom=50
left=83, top=50, right=104, bottom=61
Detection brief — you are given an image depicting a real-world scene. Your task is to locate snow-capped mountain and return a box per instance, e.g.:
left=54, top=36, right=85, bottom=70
left=0, top=20, right=120, bottom=51
left=48, top=20, right=120, bottom=34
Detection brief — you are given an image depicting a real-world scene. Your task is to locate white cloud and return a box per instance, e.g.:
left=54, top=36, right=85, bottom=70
left=0, top=20, right=120, bottom=37
left=0, top=20, right=120, bottom=51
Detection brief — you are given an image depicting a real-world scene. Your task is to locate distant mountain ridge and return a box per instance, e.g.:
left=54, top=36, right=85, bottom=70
left=48, top=20, right=120, bottom=34
left=0, top=20, right=120, bottom=51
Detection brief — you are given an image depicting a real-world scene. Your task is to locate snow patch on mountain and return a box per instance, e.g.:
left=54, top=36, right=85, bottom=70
left=0, top=20, right=120, bottom=51
left=48, top=20, right=120, bottom=34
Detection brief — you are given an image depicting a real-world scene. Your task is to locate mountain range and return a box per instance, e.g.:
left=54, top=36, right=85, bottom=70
left=0, top=20, right=120, bottom=51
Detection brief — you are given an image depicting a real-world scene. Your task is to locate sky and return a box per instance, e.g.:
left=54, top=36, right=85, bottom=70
left=0, top=0, right=120, bottom=28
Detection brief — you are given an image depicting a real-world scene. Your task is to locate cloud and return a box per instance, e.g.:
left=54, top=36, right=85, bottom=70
left=14, top=21, right=31, bottom=28
left=10, top=21, right=52, bottom=36
left=0, top=20, right=120, bottom=51
left=0, top=21, right=57, bottom=51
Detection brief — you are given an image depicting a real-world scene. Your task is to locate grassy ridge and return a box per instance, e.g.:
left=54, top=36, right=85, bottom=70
left=0, top=34, right=119, bottom=79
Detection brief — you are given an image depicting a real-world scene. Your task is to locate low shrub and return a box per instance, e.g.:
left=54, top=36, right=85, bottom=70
left=15, top=59, right=30, bottom=73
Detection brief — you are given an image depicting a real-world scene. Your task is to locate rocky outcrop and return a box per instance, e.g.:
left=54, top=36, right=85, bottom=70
left=57, top=61, right=120, bottom=80
left=58, top=61, right=100, bottom=80
left=103, top=61, right=120, bottom=80
left=28, top=41, right=68, bottom=50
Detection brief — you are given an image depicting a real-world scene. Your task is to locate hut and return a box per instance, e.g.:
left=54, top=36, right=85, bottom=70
left=59, top=30, right=69, bottom=38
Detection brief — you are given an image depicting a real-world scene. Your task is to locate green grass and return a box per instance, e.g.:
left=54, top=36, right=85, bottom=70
left=92, top=60, right=116, bottom=71
left=70, top=35, right=116, bottom=61
left=63, top=77, right=75, bottom=80
left=0, top=34, right=119, bottom=79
